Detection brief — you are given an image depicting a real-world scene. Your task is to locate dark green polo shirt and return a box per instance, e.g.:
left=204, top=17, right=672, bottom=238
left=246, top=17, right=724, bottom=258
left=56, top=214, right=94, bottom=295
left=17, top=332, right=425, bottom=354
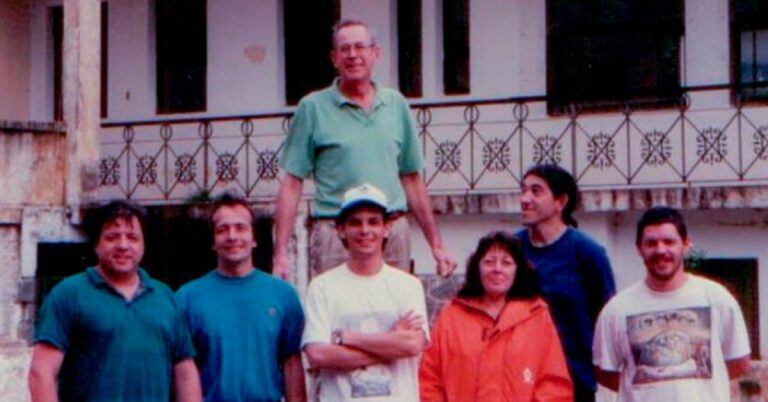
left=35, top=267, right=195, bottom=402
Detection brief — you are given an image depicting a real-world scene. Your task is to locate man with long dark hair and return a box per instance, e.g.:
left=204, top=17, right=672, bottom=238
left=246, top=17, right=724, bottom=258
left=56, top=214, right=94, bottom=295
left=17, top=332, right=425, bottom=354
left=517, top=164, right=616, bottom=402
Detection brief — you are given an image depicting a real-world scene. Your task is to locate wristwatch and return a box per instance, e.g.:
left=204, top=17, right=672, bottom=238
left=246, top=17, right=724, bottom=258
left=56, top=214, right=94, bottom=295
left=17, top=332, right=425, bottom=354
left=331, top=330, right=344, bottom=346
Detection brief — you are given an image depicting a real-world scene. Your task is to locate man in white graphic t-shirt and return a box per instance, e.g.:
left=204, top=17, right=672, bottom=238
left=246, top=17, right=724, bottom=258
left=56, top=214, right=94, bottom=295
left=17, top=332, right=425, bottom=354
left=593, top=206, right=751, bottom=402
left=302, top=183, right=428, bottom=402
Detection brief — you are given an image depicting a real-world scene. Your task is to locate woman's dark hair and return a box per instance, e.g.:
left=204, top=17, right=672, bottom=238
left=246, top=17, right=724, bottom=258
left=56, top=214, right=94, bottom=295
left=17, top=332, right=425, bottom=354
left=523, top=164, right=580, bottom=228
left=82, top=200, right=147, bottom=247
left=458, top=231, right=538, bottom=300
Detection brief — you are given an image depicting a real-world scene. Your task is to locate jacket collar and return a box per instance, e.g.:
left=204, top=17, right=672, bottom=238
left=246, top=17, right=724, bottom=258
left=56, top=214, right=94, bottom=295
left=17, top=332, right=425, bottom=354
left=453, top=296, right=547, bottom=332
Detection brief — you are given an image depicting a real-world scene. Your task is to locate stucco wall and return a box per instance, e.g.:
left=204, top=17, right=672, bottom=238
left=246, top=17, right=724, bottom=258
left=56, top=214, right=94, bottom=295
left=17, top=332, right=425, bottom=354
left=0, top=131, right=66, bottom=206
left=0, top=219, right=31, bottom=402
left=0, top=223, right=23, bottom=342
left=0, top=129, right=73, bottom=402
left=0, top=343, right=31, bottom=402
left=0, top=0, right=31, bottom=120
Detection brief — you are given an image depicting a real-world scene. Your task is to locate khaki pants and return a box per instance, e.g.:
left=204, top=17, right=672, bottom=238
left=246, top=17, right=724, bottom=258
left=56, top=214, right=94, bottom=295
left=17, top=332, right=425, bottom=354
left=309, top=215, right=412, bottom=277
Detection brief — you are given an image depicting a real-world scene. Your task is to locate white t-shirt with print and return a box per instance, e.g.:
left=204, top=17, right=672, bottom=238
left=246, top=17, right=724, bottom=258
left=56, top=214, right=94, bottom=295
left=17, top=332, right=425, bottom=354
left=593, top=275, right=750, bottom=402
left=302, top=264, right=429, bottom=402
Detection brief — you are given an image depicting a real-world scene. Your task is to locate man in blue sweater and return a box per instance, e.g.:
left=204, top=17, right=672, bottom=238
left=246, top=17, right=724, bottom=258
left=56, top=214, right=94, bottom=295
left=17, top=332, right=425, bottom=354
left=176, top=194, right=306, bottom=402
left=517, top=164, right=616, bottom=402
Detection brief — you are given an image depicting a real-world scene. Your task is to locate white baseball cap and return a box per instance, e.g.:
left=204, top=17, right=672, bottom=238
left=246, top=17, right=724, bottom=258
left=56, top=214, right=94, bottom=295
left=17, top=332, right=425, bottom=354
left=339, top=183, right=389, bottom=216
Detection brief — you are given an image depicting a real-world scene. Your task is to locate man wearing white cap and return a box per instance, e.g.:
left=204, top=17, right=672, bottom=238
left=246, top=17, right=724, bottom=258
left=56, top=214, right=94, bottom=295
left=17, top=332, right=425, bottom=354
left=302, top=183, right=428, bottom=402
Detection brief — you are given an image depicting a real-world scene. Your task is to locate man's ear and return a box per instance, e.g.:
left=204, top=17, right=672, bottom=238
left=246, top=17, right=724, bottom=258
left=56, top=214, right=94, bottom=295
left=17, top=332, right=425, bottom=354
left=683, top=238, right=693, bottom=254
left=554, top=194, right=568, bottom=213
left=383, top=219, right=393, bottom=239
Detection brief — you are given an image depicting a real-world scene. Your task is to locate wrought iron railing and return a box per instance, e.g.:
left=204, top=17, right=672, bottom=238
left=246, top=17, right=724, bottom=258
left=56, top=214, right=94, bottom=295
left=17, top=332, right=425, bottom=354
left=98, top=85, right=768, bottom=203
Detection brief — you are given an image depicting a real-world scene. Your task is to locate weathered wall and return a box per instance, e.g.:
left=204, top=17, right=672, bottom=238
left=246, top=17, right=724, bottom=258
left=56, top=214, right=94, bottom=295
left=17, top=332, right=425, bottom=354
left=0, top=343, right=31, bottom=402
left=0, top=0, right=31, bottom=121
left=0, top=206, right=80, bottom=402
left=0, top=130, right=67, bottom=206
left=0, top=217, right=23, bottom=341
left=0, top=214, right=31, bottom=402
left=0, top=124, right=76, bottom=401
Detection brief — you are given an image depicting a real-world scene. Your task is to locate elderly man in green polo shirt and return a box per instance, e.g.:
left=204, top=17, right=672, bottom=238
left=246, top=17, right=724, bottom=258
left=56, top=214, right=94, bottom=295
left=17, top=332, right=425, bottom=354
left=28, top=200, right=201, bottom=402
left=274, top=18, right=457, bottom=279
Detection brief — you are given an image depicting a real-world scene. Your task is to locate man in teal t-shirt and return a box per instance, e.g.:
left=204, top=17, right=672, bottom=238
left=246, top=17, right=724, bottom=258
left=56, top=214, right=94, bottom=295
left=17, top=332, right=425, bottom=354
left=29, top=200, right=201, bottom=402
left=273, top=18, right=456, bottom=279
left=176, top=193, right=306, bottom=402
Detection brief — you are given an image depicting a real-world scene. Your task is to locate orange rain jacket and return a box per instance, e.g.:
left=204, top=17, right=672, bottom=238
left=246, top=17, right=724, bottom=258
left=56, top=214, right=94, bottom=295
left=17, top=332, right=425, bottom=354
left=419, top=297, right=573, bottom=402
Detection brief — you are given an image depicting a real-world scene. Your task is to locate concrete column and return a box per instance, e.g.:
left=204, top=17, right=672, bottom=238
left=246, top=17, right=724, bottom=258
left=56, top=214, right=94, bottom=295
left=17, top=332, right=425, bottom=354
left=63, top=0, right=100, bottom=208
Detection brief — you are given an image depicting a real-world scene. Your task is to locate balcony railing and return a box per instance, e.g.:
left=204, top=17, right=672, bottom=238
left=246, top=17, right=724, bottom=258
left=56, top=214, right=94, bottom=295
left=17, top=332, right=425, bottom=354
left=98, top=85, right=768, bottom=203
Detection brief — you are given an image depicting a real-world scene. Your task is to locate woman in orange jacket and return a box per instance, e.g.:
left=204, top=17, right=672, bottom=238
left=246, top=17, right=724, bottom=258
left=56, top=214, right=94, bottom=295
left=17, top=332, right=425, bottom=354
left=419, top=231, right=573, bottom=402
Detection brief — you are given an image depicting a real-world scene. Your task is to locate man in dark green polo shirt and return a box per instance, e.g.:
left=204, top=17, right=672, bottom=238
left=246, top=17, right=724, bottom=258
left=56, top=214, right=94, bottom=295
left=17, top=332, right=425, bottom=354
left=28, top=200, right=202, bottom=402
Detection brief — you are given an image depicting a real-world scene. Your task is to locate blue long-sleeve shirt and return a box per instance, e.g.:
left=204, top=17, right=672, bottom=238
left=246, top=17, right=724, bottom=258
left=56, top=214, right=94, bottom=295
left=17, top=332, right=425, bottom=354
left=518, top=227, right=616, bottom=393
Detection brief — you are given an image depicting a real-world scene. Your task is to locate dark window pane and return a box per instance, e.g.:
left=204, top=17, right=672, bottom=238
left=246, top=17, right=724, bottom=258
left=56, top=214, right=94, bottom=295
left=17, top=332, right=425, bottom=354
left=36, top=242, right=95, bottom=309
left=101, top=2, right=108, bottom=118
left=443, top=0, right=469, bottom=94
left=547, top=0, right=683, bottom=114
left=398, top=0, right=422, bottom=97
left=52, top=7, right=63, bottom=121
left=732, top=0, right=768, bottom=101
left=156, top=0, right=207, bottom=114
left=283, top=0, right=339, bottom=105
left=738, top=29, right=768, bottom=99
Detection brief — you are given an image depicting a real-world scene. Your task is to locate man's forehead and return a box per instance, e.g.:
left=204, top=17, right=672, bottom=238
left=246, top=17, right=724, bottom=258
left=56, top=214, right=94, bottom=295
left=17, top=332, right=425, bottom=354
left=522, top=175, right=548, bottom=188
left=213, top=204, right=254, bottom=225
left=335, top=24, right=372, bottom=44
left=102, top=215, right=141, bottom=231
left=641, top=223, right=685, bottom=240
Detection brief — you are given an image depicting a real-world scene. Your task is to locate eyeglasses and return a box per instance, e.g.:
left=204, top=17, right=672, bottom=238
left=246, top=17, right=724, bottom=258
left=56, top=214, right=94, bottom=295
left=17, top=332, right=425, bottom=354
left=335, top=42, right=374, bottom=55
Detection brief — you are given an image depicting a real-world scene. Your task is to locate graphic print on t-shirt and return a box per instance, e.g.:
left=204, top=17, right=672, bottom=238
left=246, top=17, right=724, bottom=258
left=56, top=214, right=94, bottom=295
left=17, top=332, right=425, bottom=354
left=339, top=312, right=395, bottom=398
left=626, top=307, right=712, bottom=385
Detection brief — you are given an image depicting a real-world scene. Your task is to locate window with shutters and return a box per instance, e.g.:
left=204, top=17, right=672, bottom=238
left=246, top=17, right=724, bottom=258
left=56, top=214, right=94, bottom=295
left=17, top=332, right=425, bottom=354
left=546, top=0, right=684, bottom=114
left=398, top=0, right=422, bottom=97
left=283, top=0, right=339, bottom=105
left=443, top=0, right=469, bottom=95
left=732, top=0, right=768, bottom=102
left=156, top=0, right=207, bottom=114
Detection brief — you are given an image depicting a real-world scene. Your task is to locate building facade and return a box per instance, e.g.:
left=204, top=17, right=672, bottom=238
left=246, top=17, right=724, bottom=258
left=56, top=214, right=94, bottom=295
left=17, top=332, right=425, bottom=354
left=2, top=0, right=768, bottom=400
